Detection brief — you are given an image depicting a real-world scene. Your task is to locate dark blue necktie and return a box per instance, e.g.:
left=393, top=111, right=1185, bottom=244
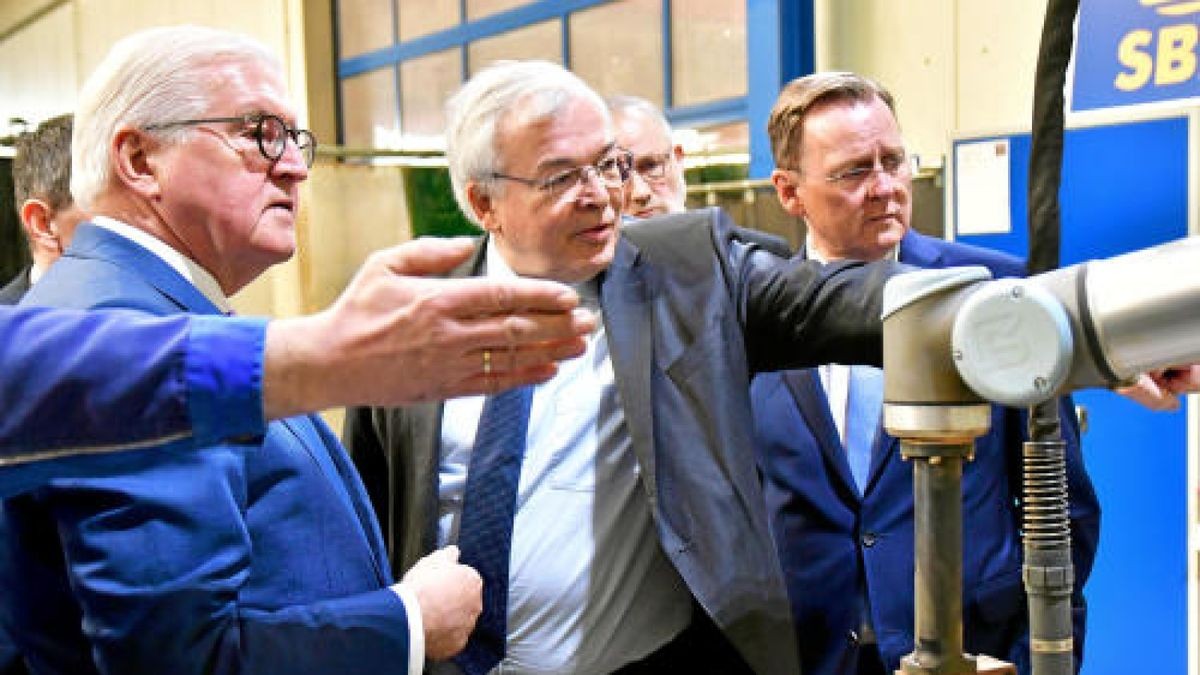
left=453, top=385, right=534, bottom=675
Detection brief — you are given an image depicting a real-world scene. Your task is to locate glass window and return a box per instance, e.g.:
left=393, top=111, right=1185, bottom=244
left=341, top=67, right=400, bottom=148
left=400, top=47, right=462, bottom=141
left=670, top=0, right=746, bottom=106
left=338, top=0, right=394, bottom=59
left=569, top=0, right=663, bottom=105
left=466, top=0, right=529, bottom=21
left=679, top=120, right=749, bottom=172
left=467, top=20, right=562, bottom=76
left=398, top=0, right=459, bottom=41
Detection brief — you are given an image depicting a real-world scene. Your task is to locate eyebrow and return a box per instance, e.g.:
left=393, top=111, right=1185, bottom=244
left=534, top=140, right=617, bottom=174
left=238, top=108, right=299, bottom=127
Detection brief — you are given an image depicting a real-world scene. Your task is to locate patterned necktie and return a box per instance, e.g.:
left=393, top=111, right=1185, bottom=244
left=845, top=365, right=883, bottom=491
left=453, top=385, right=534, bottom=675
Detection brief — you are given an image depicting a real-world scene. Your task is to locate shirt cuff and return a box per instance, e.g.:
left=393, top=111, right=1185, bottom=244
left=185, top=316, right=269, bottom=444
left=393, top=583, right=425, bottom=675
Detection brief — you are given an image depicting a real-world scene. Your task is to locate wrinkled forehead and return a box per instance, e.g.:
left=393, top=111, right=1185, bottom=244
left=201, top=58, right=296, bottom=122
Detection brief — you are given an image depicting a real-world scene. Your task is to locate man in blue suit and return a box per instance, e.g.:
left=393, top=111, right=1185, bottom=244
left=751, top=72, right=1101, bottom=675
left=0, top=26, right=509, bottom=675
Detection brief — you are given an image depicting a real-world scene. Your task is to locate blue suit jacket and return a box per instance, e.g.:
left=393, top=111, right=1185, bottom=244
left=750, top=230, right=1101, bottom=675
left=2, top=223, right=410, bottom=675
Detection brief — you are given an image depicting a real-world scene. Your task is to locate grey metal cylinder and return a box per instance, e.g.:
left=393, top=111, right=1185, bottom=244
left=1020, top=236, right=1200, bottom=393
left=900, top=446, right=976, bottom=675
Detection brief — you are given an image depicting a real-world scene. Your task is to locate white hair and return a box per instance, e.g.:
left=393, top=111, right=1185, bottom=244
left=71, top=25, right=281, bottom=209
left=444, top=60, right=608, bottom=225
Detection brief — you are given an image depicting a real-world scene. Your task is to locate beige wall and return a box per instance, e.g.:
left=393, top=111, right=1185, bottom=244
left=816, top=0, right=1047, bottom=169
left=0, top=0, right=377, bottom=320
left=2, top=0, right=1053, bottom=313
left=0, top=2, right=78, bottom=129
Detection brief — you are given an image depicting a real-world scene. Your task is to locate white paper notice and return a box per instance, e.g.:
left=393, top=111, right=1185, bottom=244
left=955, top=139, right=1012, bottom=235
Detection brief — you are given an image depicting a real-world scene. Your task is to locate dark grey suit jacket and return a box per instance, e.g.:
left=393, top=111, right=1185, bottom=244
left=0, top=267, right=31, bottom=306
left=345, top=207, right=896, bottom=675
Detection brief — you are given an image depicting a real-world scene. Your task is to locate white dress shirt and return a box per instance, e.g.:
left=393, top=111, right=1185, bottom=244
left=434, top=242, right=692, bottom=674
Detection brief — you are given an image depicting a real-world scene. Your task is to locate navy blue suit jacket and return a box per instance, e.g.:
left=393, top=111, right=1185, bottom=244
left=751, top=230, right=1101, bottom=675
left=2, top=223, right=411, bottom=675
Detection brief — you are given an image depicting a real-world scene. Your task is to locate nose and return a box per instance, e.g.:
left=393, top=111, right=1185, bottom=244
left=271, top=135, right=310, bottom=182
left=865, top=164, right=903, bottom=200
left=627, top=171, right=652, bottom=206
left=575, top=165, right=613, bottom=205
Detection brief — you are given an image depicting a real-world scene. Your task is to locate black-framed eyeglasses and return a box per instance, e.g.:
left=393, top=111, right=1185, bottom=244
left=822, top=150, right=910, bottom=189
left=490, top=150, right=632, bottom=197
left=144, top=113, right=316, bottom=168
left=631, top=150, right=673, bottom=182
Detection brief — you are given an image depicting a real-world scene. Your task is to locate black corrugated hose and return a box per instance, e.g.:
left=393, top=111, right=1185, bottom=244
left=1025, top=1, right=1079, bottom=674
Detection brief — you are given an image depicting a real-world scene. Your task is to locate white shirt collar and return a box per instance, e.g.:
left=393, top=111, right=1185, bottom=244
left=91, top=215, right=233, bottom=314
left=804, top=235, right=899, bottom=264
left=484, top=237, right=601, bottom=311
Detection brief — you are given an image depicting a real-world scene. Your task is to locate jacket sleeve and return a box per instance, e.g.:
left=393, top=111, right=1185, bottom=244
left=36, top=440, right=411, bottom=675
left=0, top=308, right=267, bottom=498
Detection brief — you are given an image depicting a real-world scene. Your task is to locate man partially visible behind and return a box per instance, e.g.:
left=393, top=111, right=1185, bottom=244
left=0, top=114, right=87, bottom=305
left=607, top=95, right=687, bottom=217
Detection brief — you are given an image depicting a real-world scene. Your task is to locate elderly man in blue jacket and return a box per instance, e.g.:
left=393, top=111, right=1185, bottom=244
left=0, top=27, right=594, bottom=675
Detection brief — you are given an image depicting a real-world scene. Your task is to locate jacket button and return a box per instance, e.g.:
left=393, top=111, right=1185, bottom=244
left=861, top=532, right=878, bottom=547
left=848, top=630, right=860, bottom=645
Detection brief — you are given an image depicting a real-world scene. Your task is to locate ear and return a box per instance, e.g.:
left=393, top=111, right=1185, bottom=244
left=465, top=181, right=500, bottom=234
left=771, top=168, right=806, bottom=217
left=111, top=127, right=165, bottom=201
left=19, top=199, right=62, bottom=254
left=672, top=143, right=685, bottom=164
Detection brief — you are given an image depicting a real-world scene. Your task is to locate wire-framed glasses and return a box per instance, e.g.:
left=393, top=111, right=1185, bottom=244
left=630, top=151, right=674, bottom=182
left=822, top=150, right=910, bottom=189
left=490, top=150, right=633, bottom=198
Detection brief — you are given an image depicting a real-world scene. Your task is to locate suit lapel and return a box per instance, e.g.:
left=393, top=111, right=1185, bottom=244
left=599, top=238, right=659, bottom=500
left=786, top=245, right=863, bottom=497
left=68, top=223, right=224, bottom=315
left=780, top=369, right=863, bottom=499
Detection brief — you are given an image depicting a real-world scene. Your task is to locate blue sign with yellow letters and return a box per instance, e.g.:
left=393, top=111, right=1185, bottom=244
left=1073, top=0, right=1200, bottom=112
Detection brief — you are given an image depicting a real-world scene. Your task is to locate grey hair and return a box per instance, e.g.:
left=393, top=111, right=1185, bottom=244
left=444, top=60, right=607, bottom=225
left=71, top=25, right=280, bottom=209
left=606, top=94, right=673, bottom=143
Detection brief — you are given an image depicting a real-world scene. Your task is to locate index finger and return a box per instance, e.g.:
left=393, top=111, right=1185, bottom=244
left=376, top=237, right=478, bottom=277
left=434, top=276, right=582, bottom=316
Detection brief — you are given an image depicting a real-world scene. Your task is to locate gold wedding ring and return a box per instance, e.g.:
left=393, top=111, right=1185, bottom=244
left=482, top=349, right=492, bottom=375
